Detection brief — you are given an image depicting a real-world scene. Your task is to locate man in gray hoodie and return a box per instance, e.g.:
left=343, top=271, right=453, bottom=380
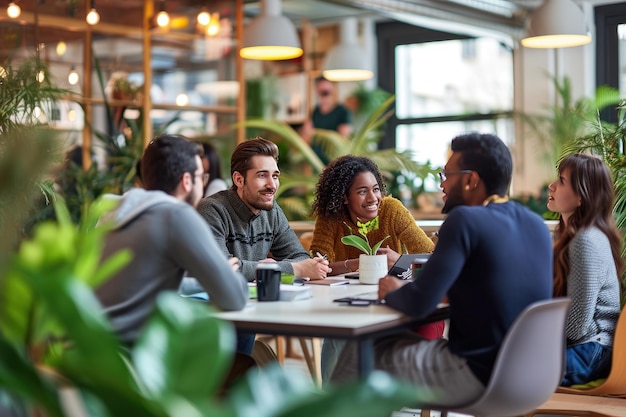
left=96, top=134, right=248, bottom=346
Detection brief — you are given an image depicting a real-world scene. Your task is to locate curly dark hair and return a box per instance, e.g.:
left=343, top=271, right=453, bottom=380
left=311, top=155, right=387, bottom=220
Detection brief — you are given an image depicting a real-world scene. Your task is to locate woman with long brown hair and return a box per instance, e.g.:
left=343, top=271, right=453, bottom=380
left=548, top=153, right=623, bottom=386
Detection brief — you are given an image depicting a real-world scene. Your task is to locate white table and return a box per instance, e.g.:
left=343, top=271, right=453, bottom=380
left=216, top=281, right=450, bottom=376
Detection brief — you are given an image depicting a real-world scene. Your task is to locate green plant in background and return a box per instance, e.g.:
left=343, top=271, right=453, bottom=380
left=38, top=57, right=183, bottom=224
left=239, top=96, right=429, bottom=219
left=345, top=83, right=393, bottom=131
left=386, top=165, right=442, bottom=210
left=111, top=76, right=142, bottom=102
left=341, top=218, right=390, bottom=255
left=0, top=57, right=67, bottom=271
left=520, top=76, right=621, bottom=169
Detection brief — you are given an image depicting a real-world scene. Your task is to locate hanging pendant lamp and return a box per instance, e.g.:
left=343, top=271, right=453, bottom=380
left=521, top=0, right=591, bottom=48
left=240, top=0, right=303, bottom=61
left=322, top=18, right=373, bottom=82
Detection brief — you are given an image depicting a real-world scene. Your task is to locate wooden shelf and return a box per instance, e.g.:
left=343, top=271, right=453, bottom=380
left=61, top=95, right=238, bottom=114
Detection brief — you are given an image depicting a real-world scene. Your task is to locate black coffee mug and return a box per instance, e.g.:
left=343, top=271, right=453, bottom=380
left=256, top=263, right=281, bottom=301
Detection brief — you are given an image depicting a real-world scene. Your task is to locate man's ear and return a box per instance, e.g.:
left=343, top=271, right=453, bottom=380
left=468, top=171, right=479, bottom=189
left=181, top=172, right=193, bottom=193
left=232, top=171, right=244, bottom=188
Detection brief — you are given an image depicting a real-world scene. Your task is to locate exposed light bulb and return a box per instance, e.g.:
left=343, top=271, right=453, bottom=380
left=175, top=93, right=189, bottom=107
left=56, top=41, right=67, bottom=56
left=68, top=68, right=79, bottom=85
left=86, top=8, right=100, bottom=25
left=207, top=13, right=220, bottom=36
left=36, top=70, right=45, bottom=83
left=156, top=10, right=170, bottom=27
left=197, top=10, right=210, bottom=26
left=68, top=109, right=76, bottom=121
left=7, top=2, right=21, bottom=19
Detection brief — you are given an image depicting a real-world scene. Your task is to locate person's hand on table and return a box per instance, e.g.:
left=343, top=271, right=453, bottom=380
left=292, top=257, right=331, bottom=280
left=228, top=256, right=240, bottom=272
left=377, top=245, right=400, bottom=269
left=378, top=275, right=406, bottom=301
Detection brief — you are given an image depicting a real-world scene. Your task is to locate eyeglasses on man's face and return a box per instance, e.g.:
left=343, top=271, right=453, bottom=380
left=438, top=169, right=473, bottom=183
left=195, top=172, right=210, bottom=187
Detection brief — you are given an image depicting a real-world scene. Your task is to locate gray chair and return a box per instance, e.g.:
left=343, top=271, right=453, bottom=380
left=419, top=298, right=571, bottom=417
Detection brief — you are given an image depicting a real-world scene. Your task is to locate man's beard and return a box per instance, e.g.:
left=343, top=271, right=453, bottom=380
left=442, top=182, right=464, bottom=214
left=185, top=187, right=201, bottom=208
left=250, top=193, right=275, bottom=211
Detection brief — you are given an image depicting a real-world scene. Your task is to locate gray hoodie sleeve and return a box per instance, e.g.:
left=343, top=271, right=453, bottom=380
left=169, top=205, right=248, bottom=311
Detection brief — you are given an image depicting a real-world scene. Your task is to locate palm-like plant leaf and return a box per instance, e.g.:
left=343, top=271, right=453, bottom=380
left=235, top=119, right=325, bottom=172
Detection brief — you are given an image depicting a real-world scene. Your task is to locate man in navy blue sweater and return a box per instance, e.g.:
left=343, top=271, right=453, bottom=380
left=331, top=133, right=553, bottom=407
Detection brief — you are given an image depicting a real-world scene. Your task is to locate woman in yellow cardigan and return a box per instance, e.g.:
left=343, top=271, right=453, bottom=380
left=310, top=155, right=434, bottom=274
left=310, top=155, right=439, bottom=384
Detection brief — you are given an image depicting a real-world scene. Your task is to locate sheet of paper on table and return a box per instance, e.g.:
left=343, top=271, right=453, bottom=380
left=306, top=278, right=351, bottom=286
left=279, top=284, right=312, bottom=301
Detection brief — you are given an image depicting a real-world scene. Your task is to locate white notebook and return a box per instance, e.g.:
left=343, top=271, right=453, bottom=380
left=279, top=284, right=312, bottom=301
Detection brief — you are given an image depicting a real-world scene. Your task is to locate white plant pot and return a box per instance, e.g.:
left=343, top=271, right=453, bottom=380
left=359, top=254, right=388, bottom=285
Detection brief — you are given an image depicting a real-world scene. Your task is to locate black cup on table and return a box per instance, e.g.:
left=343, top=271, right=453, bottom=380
left=256, top=263, right=281, bottom=301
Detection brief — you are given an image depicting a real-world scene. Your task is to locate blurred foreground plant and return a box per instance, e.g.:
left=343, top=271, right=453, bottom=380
left=0, top=199, right=436, bottom=417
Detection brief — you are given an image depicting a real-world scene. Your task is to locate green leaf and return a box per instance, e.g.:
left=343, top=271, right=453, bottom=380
left=225, top=366, right=428, bottom=417
left=132, top=293, right=236, bottom=403
left=371, top=236, right=391, bottom=254
left=341, top=235, right=373, bottom=255
left=224, top=363, right=314, bottom=417
left=235, top=120, right=326, bottom=173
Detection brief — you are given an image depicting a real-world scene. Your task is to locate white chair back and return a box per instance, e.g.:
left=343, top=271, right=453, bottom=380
left=421, top=298, right=571, bottom=417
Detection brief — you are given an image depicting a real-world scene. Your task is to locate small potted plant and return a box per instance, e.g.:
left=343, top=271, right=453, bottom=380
left=341, top=217, right=389, bottom=285
left=107, top=72, right=142, bottom=102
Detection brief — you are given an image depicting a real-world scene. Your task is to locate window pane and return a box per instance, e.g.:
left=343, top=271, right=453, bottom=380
left=395, top=38, right=513, bottom=119
left=619, top=23, right=626, bottom=96
left=396, top=118, right=514, bottom=192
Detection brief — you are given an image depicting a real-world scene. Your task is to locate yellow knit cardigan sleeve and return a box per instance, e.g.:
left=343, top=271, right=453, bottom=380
left=379, top=197, right=434, bottom=254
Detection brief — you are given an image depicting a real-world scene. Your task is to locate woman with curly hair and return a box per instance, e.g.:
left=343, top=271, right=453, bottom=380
left=310, top=155, right=438, bottom=384
left=310, top=155, right=434, bottom=274
left=548, top=153, right=623, bottom=386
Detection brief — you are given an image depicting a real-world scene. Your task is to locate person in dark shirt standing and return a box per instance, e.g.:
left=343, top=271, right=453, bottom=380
left=302, top=76, right=352, bottom=165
